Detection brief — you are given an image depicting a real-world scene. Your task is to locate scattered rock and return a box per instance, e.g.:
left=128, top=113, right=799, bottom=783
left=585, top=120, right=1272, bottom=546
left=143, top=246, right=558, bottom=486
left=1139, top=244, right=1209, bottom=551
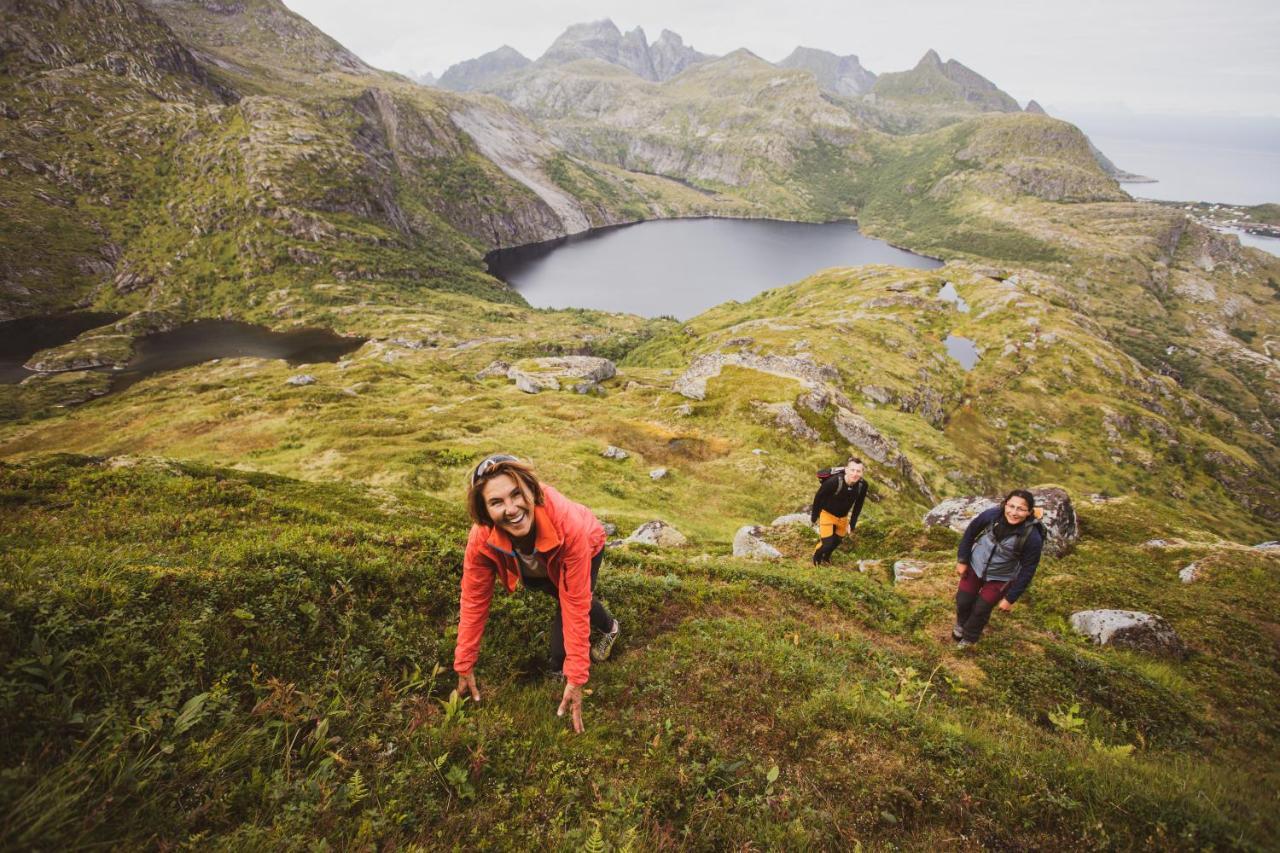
left=771, top=513, right=813, bottom=528
left=286, top=374, right=317, bottom=386
left=893, top=559, right=927, bottom=581
left=675, top=403, right=693, bottom=416
left=922, top=486, right=1078, bottom=556
left=1255, top=541, right=1280, bottom=553
left=1141, top=539, right=1174, bottom=549
left=476, top=359, right=510, bottom=379
left=752, top=448, right=767, bottom=455
left=510, top=370, right=559, bottom=394
left=601, top=522, right=618, bottom=537
left=1069, top=610, right=1189, bottom=659
left=602, top=445, right=629, bottom=460
left=624, top=520, right=687, bottom=547
left=649, top=467, right=668, bottom=480
left=856, top=559, right=882, bottom=574
left=1178, top=562, right=1203, bottom=583
left=732, top=525, right=782, bottom=559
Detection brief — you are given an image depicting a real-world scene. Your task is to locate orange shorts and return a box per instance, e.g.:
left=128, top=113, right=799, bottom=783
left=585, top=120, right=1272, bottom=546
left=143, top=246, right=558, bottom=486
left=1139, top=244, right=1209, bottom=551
left=816, top=510, right=849, bottom=539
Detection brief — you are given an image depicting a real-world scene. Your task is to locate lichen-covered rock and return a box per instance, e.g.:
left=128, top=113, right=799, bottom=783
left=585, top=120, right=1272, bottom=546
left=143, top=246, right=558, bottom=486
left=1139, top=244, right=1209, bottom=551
left=673, top=352, right=839, bottom=400
left=831, top=408, right=934, bottom=501
left=1069, top=610, right=1189, bottom=659
left=602, top=445, right=629, bottom=460
left=624, top=520, right=687, bottom=547
left=475, top=360, right=510, bottom=379
left=771, top=513, right=812, bottom=527
left=286, top=374, right=317, bottom=386
left=1178, top=562, right=1203, bottom=583
left=649, top=467, right=668, bottom=480
left=753, top=401, right=820, bottom=442
left=732, top=526, right=782, bottom=559
left=507, top=356, right=615, bottom=394
left=922, top=486, right=1078, bottom=556
left=856, top=559, right=882, bottom=574
left=893, top=559, right=927, bottom=581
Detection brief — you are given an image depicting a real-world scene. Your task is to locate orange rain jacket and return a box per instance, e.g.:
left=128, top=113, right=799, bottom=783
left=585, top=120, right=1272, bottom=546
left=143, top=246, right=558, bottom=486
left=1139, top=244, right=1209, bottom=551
left=454, top=485, right=607, bottom=686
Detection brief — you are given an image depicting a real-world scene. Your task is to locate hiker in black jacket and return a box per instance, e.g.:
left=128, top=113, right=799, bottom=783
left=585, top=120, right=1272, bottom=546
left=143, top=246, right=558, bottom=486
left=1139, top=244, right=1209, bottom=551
left=810, top=458, right=868, bottom=565
left=952, top=489, right=1044, bottom=647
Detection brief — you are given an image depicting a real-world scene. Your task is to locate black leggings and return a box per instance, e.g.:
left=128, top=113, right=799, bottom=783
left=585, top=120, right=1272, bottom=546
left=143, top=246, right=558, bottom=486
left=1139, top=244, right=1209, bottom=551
left=813, top=535, right=842, bottom=565
left=522, top=550, right=614, bottom=670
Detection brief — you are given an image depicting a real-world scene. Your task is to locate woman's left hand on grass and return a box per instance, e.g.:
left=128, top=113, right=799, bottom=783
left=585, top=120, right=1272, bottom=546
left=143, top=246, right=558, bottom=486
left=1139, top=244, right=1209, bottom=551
left=997, top=599, right=1013, bottom=612
left=557, top=682, right=584, bottom=733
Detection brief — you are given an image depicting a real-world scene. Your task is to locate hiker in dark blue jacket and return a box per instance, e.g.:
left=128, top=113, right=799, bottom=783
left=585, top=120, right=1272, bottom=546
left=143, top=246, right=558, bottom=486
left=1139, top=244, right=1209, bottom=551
left=952, top=489, right=1044, bottom=647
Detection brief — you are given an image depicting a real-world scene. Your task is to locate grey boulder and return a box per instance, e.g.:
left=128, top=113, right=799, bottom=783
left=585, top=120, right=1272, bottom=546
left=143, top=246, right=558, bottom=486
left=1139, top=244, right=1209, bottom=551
left=624, top=520, right=687, bottom=547
left=732, top=526, right=782, bottom=560
left=1069, top=610, right=1189, bottom=659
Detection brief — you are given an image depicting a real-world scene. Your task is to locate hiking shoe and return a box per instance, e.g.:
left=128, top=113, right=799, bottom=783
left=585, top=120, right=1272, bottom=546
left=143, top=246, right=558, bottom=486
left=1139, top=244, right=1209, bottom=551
left=591, top=619, right=621, bottom=663
left=952, top=623, right=964, bottom=641
left=955, top=640, right=974, bottom=650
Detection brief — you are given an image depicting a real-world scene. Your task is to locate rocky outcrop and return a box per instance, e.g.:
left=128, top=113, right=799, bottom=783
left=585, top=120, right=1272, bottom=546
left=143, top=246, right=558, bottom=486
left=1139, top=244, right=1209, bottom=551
left=831, top=409, right=934, bottom=501
left=893, top=559, right=927, bottom=581
left=1069, top=610, right=1189, bottom=659
left=601, top=445, right=629, bottom=460
left=733, top=526, right=782, bottom=559
left=447, top=102, right=593, bottom=238
left=507, top=356, right=615, bottom=394
left=923, top=487, right=1078, bottom=556
left=1178, top=561, right=1204, bottom=583
left=674, top=352, right=839, bottom=400
left=438, top=46, right=531, bottom=92
left=753, top=401, right=821, bottom=442
left=624, top=520, right=687, bottom=547
left=285, top=374, right=316, bottom=386
left=771, top=513, right=813, bottom=528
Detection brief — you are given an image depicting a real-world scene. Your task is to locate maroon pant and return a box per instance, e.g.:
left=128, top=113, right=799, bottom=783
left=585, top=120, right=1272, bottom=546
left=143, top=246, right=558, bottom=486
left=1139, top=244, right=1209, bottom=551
left=955, top=567, right=1008, bottom=642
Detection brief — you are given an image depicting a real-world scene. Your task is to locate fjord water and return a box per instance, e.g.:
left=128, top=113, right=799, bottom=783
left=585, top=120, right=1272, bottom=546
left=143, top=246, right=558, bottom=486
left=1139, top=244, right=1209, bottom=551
left=487, top=219, right=943, bottom=319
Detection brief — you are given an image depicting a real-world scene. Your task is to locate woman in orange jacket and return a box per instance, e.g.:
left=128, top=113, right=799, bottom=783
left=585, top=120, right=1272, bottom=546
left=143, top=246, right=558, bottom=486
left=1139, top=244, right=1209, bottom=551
left=454, top=455, right=620, bottom=733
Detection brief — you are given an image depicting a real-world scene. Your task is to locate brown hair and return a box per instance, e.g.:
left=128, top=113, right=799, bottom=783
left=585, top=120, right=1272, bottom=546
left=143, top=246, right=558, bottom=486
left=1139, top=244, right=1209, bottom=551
left=466, top=457, right=545, bottom=526
left=846, top=457, right=864, bottom=466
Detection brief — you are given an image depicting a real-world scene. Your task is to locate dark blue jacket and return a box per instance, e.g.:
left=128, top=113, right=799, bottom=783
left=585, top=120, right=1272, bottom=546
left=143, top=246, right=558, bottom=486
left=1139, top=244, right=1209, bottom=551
left=957, top=506, right=1043, bottom=604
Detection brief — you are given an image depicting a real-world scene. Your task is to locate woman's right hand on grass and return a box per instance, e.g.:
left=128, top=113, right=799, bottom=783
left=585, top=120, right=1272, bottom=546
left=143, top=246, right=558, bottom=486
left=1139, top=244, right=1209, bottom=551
left=955, top=562, right=968, bottom=578
left=457, top=671, right=480, bottom=702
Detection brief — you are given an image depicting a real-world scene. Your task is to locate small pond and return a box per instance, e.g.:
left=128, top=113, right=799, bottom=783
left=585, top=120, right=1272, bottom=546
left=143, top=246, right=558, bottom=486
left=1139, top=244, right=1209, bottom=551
left=0, top=312, right=124, bottom=384
left=486, top=218, right=943, bottom=319
left=944, top=334, right=980, bottom=371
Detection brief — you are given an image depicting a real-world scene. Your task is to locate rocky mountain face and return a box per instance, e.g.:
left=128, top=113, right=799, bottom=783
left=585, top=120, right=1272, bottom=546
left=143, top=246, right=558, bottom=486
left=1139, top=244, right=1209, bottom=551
left=535, top=19, right=709, bottom=82
left=437, top=45, right=530, bottom=92
left=777, top=47, right=877, bottom=97
left=871, top=49, right=1021, bottom=113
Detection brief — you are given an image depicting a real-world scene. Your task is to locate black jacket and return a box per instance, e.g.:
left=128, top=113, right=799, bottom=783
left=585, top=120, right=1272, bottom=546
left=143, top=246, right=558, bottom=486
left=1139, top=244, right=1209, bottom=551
left=810, top=476, right=868, bottom=528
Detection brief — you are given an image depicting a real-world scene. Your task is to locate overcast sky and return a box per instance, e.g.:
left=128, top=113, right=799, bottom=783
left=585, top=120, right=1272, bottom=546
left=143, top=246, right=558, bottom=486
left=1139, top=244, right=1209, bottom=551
left=284, top=0, right=1280, bottom=116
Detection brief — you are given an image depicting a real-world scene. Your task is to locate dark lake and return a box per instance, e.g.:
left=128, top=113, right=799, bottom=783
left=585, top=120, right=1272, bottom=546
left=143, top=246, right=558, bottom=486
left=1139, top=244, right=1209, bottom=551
left=486, top=218, right=943, bottom=319
left=2, top=316, right=365, bottom=392
left=0, top=312, right=123, bottom=383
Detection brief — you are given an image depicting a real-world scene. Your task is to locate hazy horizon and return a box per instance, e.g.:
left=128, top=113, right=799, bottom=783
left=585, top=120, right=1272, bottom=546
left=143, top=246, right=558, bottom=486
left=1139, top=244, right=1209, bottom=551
left=284, top=0, right=1280, bottom=118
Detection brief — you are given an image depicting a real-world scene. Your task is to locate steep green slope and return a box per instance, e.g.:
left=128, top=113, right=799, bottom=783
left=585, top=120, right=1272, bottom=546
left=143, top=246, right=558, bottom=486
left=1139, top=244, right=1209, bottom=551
left=1, top=456, right=1276, bottom=848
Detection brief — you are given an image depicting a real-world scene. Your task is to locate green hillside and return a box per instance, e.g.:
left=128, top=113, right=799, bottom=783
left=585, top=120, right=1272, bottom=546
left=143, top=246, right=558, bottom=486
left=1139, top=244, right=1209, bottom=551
left=1, top=1, right=1278, bottom=848
left=2, top=455, right=1277, bottom=848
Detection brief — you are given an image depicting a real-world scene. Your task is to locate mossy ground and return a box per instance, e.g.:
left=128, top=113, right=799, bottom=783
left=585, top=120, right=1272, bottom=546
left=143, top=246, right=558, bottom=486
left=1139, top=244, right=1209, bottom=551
left=1, top=456, right=1276, bottom=849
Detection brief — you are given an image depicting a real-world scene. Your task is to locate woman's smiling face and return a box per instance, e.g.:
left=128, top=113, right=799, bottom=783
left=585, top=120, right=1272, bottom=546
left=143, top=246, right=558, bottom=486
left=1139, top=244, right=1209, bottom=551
left=482, top=473, right=534, bottom=539
left=1003, top=495, right=1031, bottom=525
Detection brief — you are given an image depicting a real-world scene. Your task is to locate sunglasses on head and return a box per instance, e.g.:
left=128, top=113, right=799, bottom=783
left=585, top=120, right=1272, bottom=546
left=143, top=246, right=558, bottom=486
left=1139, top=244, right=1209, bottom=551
left=471, top=454, right=520, bottom=486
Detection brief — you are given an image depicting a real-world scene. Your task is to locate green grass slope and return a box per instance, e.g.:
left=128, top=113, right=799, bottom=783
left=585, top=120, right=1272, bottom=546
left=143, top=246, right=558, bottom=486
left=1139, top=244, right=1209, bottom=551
left=1, top=455, right=1276, bottom=848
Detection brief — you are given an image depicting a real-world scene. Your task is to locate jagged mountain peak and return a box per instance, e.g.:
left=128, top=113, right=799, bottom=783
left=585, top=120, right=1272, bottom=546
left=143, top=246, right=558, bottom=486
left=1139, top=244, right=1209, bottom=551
left=1025, top=99, right=1047, bottom=114
left=918, top=48, right=944, bottom=68
left=872, top=48, right=1020, bottom=113
left=777, top=46, right=877, bottom=97
left=534, top=19, right=708, bottom=82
